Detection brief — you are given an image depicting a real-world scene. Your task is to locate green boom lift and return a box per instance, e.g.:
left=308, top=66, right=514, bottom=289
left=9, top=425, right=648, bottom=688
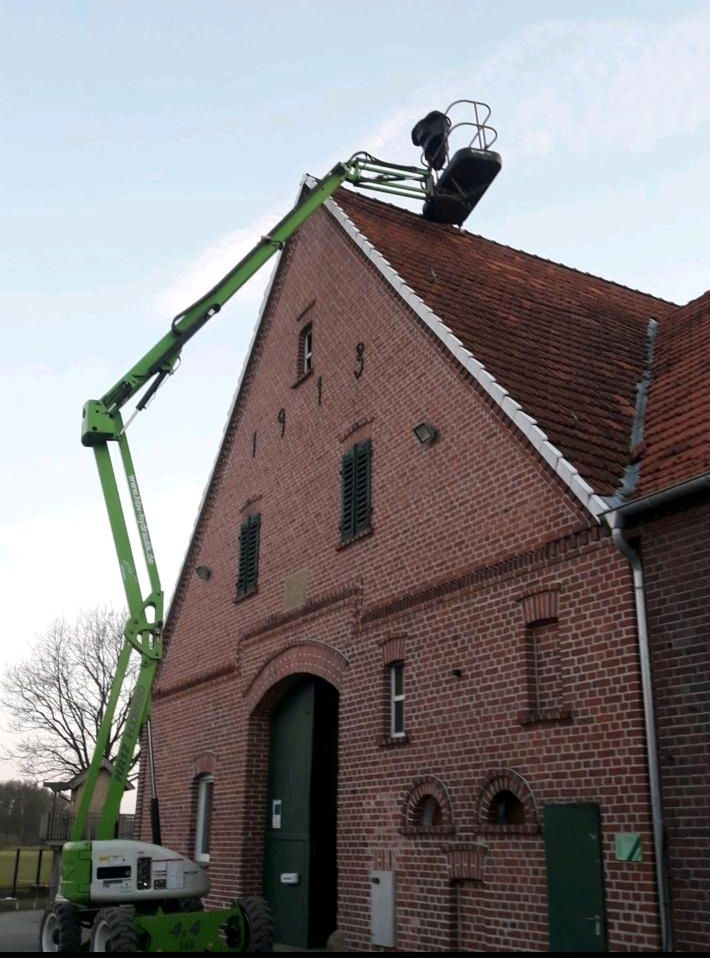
left=39, top=104, right=501, bottom=953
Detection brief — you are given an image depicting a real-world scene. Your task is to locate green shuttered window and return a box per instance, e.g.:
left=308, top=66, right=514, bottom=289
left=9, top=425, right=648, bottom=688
left=237, top=513, right=261, bottom=597
left=341, top=440, right=372, bottom=542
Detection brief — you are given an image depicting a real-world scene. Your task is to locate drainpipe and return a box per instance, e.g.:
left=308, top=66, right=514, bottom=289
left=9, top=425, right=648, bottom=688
left=607, top=510, right=671, bottom=952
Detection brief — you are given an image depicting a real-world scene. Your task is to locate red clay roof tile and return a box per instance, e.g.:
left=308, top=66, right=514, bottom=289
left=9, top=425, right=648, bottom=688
left=640, top=291, right=710, bottom=497
left=335, top=188, right=676, bottom=498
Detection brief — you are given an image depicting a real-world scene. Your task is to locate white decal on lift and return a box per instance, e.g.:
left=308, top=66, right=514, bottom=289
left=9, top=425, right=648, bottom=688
left=153, top=859, right=185, bottom=890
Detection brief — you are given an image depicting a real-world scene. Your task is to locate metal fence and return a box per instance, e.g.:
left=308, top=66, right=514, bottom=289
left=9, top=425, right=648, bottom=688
left=40, top=811, right=135, bottom=843
left=0, top=848, right=50, bottom=900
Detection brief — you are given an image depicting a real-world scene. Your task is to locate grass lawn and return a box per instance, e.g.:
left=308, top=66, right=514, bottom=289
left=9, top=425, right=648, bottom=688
left=0, top=848, right=52, bottom=887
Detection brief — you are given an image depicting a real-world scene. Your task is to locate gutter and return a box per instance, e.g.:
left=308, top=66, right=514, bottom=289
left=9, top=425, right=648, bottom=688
left=606, top=505, right=673, bottom=951
left=604, top=479, right=710, bottom=951
left=604, top=471, right=710, bottom=521
left=605, top=470, right=710, bottom=952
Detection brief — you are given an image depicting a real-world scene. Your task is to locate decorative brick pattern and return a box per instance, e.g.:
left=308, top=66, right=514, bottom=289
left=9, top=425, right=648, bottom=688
left=372, top=848, right=395, bottom=871
left=244, top=640, right=348, bottom=715
left=380, top=635, right=406, bottom=665
left=445, top=843, right=488, bottom=883
left=518, top=619, right=572, bottom=727
left=518, top=587, right=559, bottom=626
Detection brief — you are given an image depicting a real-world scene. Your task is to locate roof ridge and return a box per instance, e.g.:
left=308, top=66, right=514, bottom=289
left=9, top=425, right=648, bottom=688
left=336, top=185, right=680, bottom=310
left=668, top=288, right=710, bottom=315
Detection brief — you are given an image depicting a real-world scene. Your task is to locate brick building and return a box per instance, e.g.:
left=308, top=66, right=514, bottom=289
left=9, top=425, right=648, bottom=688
left=137, top=184, right=710, bottom=951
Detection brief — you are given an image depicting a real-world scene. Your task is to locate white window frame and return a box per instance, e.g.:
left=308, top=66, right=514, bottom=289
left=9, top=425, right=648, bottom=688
left=390, top=662, right=405, bottom=738
left=194, top=774, right=214, bottom=864
left=302, top=324, right=313, bottom=374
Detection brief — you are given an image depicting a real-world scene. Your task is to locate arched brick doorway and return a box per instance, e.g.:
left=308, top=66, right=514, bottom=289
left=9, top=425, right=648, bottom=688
left=242, top=645, right=346, bottom=950
left=263, top=676, right=338, bottom=949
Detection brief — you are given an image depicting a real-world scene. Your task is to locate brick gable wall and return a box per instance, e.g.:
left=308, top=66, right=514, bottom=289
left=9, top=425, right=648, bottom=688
left=138, top=205, right=661, bottom=950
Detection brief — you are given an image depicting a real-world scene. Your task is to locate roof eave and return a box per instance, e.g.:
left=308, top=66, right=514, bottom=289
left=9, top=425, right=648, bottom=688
left=604, top=471, right=710, bottom=524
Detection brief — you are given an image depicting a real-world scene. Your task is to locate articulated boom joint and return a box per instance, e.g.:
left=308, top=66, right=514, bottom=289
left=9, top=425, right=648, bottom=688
left=124, top=593, right=164, bottom=661
left=81, top=400, right=123, bottom=446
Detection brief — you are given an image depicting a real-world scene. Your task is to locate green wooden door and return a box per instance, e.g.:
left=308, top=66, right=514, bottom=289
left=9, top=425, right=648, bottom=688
left=544, top=803, right=607, bottom=952
left=263, top=680, right=315, bottom=949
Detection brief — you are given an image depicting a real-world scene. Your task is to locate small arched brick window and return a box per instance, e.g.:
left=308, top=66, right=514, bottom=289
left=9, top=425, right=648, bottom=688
left=401, top=776, right=455, bottom=836
left=489, top=789, right=525, bottom=826
left=413, top=794, right=443, bottom=827
left=477, top=769, right=539, bottom=835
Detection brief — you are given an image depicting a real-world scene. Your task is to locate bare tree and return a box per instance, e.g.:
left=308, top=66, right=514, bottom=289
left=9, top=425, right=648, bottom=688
left=1, top=607, right=139, bottom=780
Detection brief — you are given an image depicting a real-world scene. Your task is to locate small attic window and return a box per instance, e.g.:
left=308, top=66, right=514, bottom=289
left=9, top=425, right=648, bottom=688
left=298, top=323, right=313, bottom=378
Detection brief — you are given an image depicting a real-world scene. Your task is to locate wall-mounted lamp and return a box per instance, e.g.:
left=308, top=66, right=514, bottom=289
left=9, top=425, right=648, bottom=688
left=413, top=422, right=439, bottom=445
left=195, top=565, right=212, bottom=581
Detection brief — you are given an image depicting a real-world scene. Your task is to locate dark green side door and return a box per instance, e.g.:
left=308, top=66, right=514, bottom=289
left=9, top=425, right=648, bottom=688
left=544, top=803, right=607, bottom=952
left=263, top=680, right=315, bottom=949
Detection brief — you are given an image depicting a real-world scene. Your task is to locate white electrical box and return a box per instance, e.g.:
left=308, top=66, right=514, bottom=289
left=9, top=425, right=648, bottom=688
left=370, top=869, right=395, bottom=947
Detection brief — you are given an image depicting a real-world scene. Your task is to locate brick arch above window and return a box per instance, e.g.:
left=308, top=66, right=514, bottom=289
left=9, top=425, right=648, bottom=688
left=476, top=768, right=540, bottom=836
left=400, top=776, right=456, bottom=837
left=379, top=635, right=406, bottom=665
left=192, top=751, right=217, bottom=778
left=518, top=586, right=560, bottom=626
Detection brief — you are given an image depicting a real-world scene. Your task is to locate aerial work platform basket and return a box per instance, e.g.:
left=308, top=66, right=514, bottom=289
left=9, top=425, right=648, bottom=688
left=411, top=99, right=502, bottom=226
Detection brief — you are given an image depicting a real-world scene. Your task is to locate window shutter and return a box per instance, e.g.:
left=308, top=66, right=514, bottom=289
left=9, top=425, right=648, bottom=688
left=354, top=440, right=371, bottom=533
left=237, top=514, right=261, bottom=595
left=237, top=520, right=249, bottom=594
left=341, top=441, right=371, bottom=542
left=340, top=448, right=356, bottom=541
left=247, top=514, right=260, bottom=586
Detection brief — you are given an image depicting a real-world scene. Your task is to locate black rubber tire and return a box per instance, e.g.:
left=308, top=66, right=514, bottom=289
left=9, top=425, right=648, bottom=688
left=39, top=902, right=82, bottom=953
left=91, top=907, right=138, bottom=952
left=238, top=896, right=273, bottom=953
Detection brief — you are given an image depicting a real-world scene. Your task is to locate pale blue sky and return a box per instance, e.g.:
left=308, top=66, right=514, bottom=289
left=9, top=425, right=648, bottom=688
left=1, top=1, right=709, bottom=779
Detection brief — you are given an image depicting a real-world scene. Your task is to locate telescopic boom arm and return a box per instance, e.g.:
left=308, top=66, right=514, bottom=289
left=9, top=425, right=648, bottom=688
left=73, top=157, right=428, bottom=843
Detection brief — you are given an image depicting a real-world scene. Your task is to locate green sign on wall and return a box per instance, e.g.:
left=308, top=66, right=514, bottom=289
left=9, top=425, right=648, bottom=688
left=615, top=833, right=642, bottom=862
